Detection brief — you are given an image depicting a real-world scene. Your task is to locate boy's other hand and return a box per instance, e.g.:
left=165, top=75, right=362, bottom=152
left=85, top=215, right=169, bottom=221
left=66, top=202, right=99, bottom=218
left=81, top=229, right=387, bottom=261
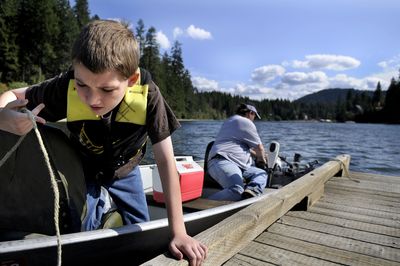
left=0, top=99, right=46, bottom=135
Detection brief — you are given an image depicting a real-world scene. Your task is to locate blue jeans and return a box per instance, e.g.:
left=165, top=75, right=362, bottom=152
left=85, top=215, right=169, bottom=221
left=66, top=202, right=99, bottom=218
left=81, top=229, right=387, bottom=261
left=207, top=157, right=268, bottom=201
left=82, top=166, right=150, bottom=231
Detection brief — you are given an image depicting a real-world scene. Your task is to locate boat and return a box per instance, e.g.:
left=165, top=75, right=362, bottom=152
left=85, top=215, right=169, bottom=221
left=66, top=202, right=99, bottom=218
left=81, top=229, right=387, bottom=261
left=0, top=127, right=318, bottom=266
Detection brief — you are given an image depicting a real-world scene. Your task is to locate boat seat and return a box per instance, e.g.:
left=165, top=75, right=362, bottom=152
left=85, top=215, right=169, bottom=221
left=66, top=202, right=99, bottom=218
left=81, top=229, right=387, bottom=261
left=0, top=230, right=47, bottom=241
left=203, top=141, right=222, bottom=189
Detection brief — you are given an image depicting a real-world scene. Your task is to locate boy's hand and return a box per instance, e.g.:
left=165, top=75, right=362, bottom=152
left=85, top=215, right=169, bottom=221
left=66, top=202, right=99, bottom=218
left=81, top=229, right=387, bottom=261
left=169, top=233, right=207, bottom=266
left=0, top=99, right=46, bottom=135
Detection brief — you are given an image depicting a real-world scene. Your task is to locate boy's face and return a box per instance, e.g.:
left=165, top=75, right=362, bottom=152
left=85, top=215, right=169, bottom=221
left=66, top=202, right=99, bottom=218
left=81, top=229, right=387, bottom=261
left=73, top=63, right=138, bottom=116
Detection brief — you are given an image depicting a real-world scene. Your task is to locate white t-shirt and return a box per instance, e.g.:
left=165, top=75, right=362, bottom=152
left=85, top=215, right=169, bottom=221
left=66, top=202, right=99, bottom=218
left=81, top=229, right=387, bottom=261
left=209, top=115, right=262, bottom=169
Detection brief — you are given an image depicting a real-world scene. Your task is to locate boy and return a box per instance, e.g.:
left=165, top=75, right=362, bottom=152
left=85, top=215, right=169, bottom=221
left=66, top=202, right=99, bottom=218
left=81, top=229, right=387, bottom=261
left=0, top=19, right=207, bottom=265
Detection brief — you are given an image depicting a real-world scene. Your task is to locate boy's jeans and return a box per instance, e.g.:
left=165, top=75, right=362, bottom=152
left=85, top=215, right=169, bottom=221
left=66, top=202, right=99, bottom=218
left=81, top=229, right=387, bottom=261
left=207, top=157, right=268, bottom=201
left=82, top=166, right=149, bottom=231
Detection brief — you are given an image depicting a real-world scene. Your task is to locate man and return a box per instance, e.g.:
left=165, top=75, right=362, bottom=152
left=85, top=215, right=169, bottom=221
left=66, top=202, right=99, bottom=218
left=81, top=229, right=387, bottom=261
left=207, top=103, right=268, bottom=201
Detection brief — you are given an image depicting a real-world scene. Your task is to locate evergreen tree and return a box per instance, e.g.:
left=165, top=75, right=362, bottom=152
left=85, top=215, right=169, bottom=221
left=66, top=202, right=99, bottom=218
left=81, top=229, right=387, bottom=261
left=159, top=51, right=171, bottom=98
left=52, top=0, right=80, bottom=75
left=372, top=81, right=382, bottom=108
left=140, top=26, right=161, bottom=84
left=169, top=41, right=186, bottom=116
left=335, top=98, right=344, bottom=121
left=135, top=19, right=146, bottom=58
left=345, top=89, right=354, bottom=110
left=17, top=0, right=59, bottom=83
left=171, top=41, right=185, bottom=78
left=383, top=74, right=400, bottom=122
left=74, top=0, right=90, bottom=29
left=0, top=0, right=20, bottom=82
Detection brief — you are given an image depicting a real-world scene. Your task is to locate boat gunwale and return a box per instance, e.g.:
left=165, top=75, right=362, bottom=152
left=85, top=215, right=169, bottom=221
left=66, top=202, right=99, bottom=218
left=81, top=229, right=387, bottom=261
left=0, top=184, right=278, bottom=254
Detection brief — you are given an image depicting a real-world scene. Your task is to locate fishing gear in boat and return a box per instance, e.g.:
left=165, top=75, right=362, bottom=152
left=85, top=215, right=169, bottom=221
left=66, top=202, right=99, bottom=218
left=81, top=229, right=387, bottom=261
left=258, top=141, right=319, bottom=188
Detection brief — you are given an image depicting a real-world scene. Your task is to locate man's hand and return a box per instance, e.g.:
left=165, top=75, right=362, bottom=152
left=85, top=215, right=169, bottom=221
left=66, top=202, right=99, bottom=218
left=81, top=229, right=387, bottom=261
left=255, top=159, right=267, bottom=169
left=0, top=99, right=46, bottom=135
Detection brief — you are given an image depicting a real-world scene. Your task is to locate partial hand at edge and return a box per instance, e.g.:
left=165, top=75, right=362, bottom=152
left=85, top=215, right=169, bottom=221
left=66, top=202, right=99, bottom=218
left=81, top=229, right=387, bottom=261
left=0, top=99, right=46, bottom=135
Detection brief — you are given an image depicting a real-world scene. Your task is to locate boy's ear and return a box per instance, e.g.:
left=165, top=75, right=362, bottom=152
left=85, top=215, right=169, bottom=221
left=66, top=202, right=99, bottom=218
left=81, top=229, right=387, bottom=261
left=127, top=72, right=139, bottom=86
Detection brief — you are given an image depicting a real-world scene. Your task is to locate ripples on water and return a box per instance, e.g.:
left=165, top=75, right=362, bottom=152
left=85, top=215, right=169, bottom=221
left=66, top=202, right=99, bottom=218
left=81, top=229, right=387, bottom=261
left=143, top=120, right=400, bottom=177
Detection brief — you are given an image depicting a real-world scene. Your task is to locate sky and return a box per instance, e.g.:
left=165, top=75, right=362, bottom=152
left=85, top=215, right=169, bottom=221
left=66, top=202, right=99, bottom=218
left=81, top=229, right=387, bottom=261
left=75, top=0, right=400, bottom=101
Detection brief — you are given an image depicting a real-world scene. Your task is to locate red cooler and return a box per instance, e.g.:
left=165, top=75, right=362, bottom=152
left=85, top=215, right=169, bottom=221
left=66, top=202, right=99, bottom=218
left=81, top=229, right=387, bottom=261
left=153, top=156, right=204, bottom=203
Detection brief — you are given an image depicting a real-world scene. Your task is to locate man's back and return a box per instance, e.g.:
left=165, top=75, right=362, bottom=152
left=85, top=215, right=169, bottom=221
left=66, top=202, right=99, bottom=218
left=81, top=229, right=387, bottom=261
left=210, top=115, right=261, bottom=169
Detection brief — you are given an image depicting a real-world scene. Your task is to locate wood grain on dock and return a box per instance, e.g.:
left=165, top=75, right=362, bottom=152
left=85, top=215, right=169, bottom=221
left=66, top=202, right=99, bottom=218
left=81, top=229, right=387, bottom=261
left=143, top=155, right=400, bottom=265
left=225, top=171, right=400, bottom=266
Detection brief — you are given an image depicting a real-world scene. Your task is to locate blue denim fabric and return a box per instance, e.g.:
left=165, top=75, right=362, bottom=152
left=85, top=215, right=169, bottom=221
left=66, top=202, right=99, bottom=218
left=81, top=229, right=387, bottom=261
left=207, top=157, right=268, bottom=201
left=82, top=166, right=149, bottom=231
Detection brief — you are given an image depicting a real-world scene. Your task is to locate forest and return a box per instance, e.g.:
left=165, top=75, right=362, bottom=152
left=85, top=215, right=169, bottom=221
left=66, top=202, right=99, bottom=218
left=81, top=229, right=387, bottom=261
left=1, top=0, right=399, bottom=123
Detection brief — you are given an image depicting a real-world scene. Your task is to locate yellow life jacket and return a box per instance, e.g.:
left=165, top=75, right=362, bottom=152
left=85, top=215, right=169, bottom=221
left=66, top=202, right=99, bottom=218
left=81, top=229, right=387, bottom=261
left=66, top=70, right=148, bottom=125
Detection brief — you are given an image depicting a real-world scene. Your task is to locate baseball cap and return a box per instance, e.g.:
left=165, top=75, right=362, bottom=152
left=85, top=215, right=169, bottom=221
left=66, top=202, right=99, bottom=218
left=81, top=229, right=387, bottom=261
left=245, top=104, right=261, bottom=119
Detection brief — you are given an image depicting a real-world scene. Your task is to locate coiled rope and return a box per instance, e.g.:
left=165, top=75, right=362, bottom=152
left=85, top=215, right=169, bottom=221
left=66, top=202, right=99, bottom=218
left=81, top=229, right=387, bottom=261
left=0, top=108, right=62, bottom=266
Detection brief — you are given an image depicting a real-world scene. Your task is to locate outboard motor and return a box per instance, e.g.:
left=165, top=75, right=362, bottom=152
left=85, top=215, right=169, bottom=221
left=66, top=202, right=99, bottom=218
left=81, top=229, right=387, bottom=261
left=266, top=141, right=280, bottom=170
left=266, top=141, right=280, bottom=187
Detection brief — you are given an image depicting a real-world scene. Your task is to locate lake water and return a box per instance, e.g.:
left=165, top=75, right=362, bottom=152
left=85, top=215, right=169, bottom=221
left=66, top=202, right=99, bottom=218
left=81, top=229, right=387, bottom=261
left=144, top=120, right=400, bottom=177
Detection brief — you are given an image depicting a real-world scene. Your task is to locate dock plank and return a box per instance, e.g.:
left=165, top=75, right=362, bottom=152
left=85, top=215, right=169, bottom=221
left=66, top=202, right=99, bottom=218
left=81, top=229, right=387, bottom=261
left=319, top=192, right=400, bottom=213
left=327, top=178, right=400, bottom=194
left=286, top=211, right=400, bottom=238
left=253, top=231, right=396, bottom=266
left=349, top=171, right=400, bottom=184
left=323, top=188, right=400, bottom=205
left=232, top=240, right=339, bottom=266
left=278, top=215, right=400, bottom=248
left=313, top=201, right=400, bottom=221
left=309, top=204, right=400, bottom=228
left=266, top=223, right=400, bottom=262
left=325, top=182, right=400, bottom=200
left=223, top=254, right=275, bottom=266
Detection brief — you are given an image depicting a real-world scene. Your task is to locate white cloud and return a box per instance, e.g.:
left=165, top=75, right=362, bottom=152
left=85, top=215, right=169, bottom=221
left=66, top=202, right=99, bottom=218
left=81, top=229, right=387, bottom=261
left=172, top=25, right=212, bottom=41
left=173, top=27, right=183, bottom=39
left=234, top=83, right=247, bottom=93
left=290, top=60, right=309, bottom=69
left=251, top=65, right=285, bottom=84
left=329, top=74, right=362, bottom=88
left=329, top=74, right=388, bottom=91
left=378, top=54, right=400, bottom=69
left=192, top=76, right=219, bottom=92
left=377, top=54, right=400, bottom=83
left=186, top=25, right=212, bottom=40
left=281, top=71, right=328, bottom=85
left=230, top=83, right=317, bottom=101
left=156, top=31, right=170, bottom=49
left=289, top=54, right=360, bottom=71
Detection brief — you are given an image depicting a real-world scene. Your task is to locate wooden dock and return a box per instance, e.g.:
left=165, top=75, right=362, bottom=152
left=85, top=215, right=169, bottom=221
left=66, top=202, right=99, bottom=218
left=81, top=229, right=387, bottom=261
left=224, top=171, right=400, bottom=265
left=143, top=155, right=400, bottom=265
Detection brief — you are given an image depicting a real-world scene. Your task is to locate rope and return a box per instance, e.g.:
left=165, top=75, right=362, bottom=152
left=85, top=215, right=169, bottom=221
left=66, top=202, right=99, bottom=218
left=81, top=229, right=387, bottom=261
left=0, top=109, right=62, bottom=266
left=331, top=157, right=360, bottom=183
left=0, top=135, right=26, bottom=167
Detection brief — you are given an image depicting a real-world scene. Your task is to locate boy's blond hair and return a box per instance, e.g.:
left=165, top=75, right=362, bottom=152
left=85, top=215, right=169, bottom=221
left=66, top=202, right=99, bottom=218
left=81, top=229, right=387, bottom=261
left=72, top=19, right=139, bottom=79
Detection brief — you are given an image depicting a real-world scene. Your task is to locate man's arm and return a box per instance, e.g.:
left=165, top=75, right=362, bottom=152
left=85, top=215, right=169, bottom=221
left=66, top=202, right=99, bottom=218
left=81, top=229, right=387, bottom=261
left=253, top=143, right=267, bottom=167
left=152, top=137, right=207, bottom=265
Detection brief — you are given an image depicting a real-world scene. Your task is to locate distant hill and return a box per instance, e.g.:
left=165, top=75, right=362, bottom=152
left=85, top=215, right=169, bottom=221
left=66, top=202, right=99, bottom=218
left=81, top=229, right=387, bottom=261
left=294, top=88, right=376, bottom=105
